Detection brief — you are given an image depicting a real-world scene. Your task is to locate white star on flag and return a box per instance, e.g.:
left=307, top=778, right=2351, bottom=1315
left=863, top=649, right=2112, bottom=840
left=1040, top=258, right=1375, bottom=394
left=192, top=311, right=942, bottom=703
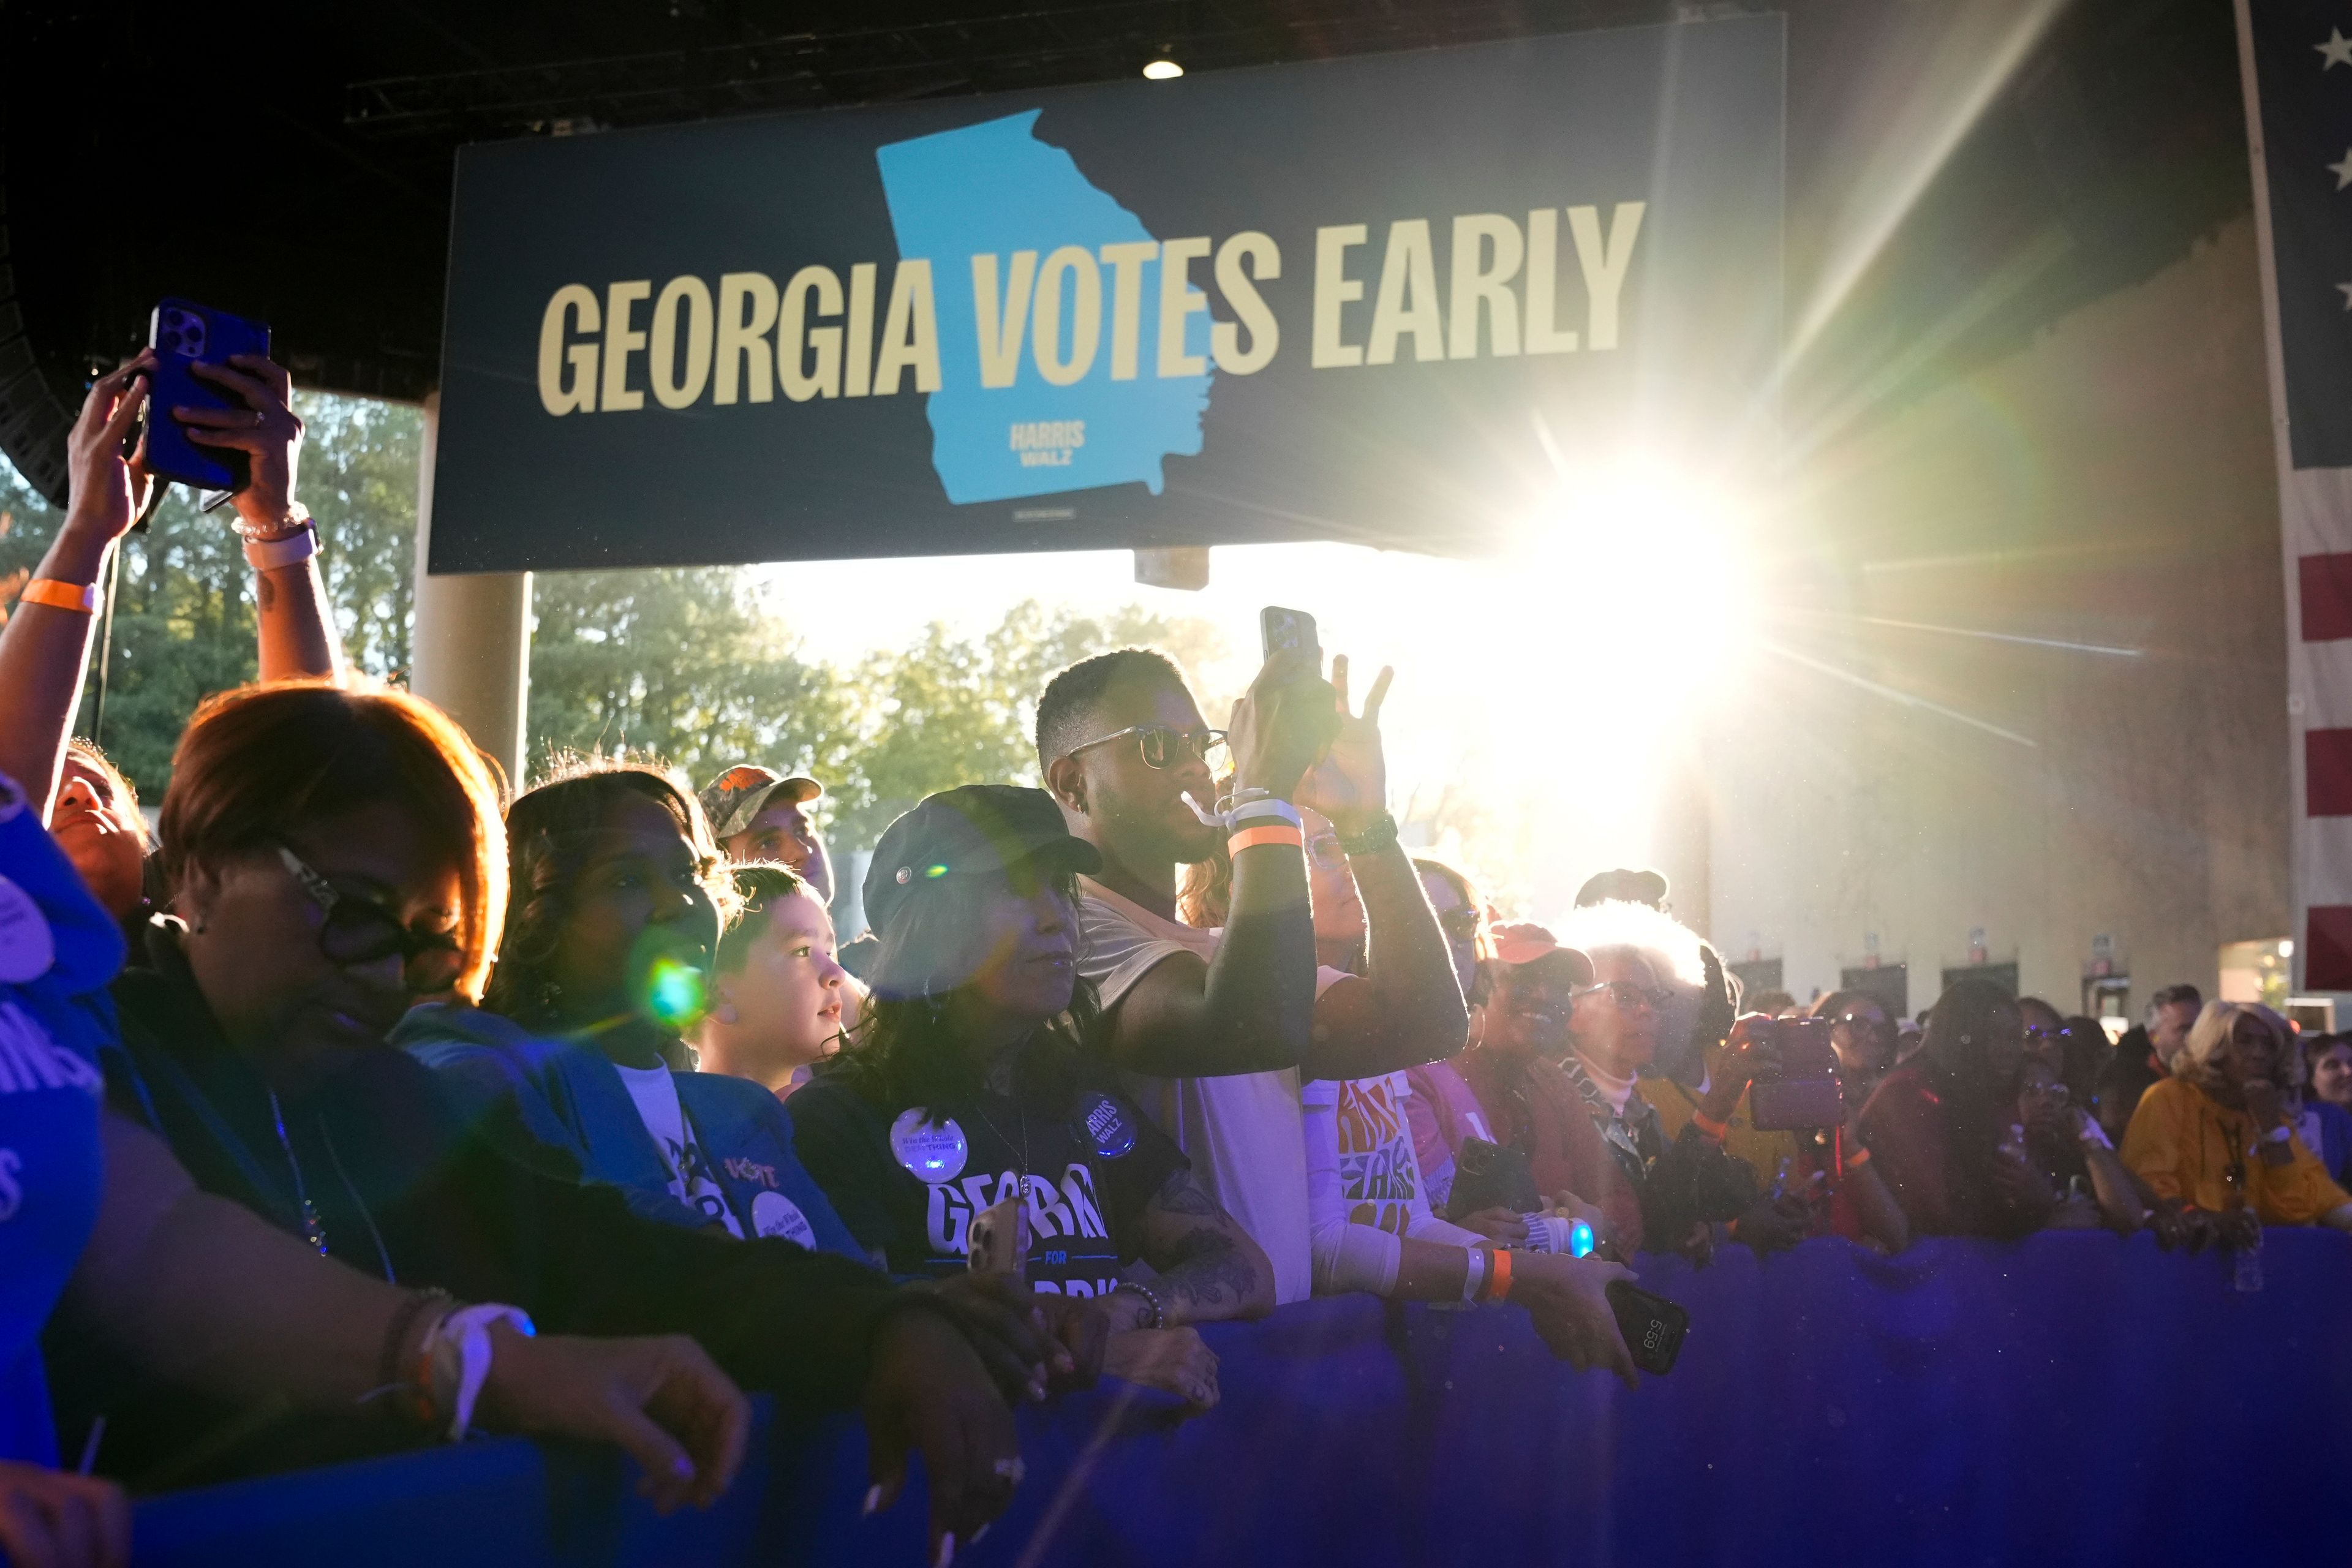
left=2321, top=28, right=2352, bottom=67
left=2332, top=150, right=2352, bottom=189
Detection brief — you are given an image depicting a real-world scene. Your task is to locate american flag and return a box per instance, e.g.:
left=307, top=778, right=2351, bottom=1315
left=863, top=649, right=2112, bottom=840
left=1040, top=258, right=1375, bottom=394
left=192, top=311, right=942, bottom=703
left=2240, top=0, right=2352, bottom=988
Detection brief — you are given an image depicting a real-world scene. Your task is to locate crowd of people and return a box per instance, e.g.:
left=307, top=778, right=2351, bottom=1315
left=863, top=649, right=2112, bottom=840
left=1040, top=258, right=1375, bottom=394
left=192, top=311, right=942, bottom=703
left=6, top=351, right=2351, bottom=1568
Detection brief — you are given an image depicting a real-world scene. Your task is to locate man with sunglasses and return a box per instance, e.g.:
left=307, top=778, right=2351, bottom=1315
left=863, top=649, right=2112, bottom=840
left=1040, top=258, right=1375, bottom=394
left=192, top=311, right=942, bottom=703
left=1036, top=645, right=1466, bottom=1305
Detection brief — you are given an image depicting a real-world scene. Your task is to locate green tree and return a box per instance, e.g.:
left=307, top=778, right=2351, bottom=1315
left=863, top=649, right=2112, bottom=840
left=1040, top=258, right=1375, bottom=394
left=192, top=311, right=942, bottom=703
left=825, top=600, right=1225, bottom=851
left=0, top=391, right=421, bottom=801
left=304, top=396, right=422, bottom=679
left=524, top=567, right=850, bottom=788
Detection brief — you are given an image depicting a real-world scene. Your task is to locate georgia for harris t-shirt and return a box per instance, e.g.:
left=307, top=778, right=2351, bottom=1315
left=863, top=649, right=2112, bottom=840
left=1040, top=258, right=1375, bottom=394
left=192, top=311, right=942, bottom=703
left=787, top=1061, right=1184, bottom=1298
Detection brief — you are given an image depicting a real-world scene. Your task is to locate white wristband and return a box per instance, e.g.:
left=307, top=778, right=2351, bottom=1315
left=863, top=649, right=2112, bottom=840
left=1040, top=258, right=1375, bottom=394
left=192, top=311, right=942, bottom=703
left=1181, top=790, right=1302, bottom=832
left=1229, top=797, right=1304, bottom=830
left=244, top=522, right=319, bottom=571
left=1460, top=1247, right=1488, bottom=1303
left=426, top=1302, right=535, bottom=1440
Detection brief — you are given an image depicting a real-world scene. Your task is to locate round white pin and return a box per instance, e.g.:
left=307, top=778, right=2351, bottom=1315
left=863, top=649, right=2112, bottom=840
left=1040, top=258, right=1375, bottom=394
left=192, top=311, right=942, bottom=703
left=890, top=1107, right=970, bottom=1184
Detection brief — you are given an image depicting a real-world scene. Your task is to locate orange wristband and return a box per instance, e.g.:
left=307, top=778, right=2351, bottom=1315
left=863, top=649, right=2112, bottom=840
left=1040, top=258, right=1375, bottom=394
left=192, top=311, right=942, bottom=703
left=20, top=578, right=97, bottom=613
left=1844, top=1145, right=1872, bottom=1170
left=1485, top=1246, right=1513, bottom=1302
left=1691, top=1109, right=1730, bottom=1141
left=1228, top=823, right=1305, bottom=856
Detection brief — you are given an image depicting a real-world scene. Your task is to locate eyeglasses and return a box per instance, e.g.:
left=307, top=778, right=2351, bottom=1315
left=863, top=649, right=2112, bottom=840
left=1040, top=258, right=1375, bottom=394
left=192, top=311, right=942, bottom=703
left=1833, top=1012, right=1893, bottom=1035
left=1438, top=908, right=1482, bottom=940
left=2022, top=1025, right=2059, bottom=1042
left=277, top=844, right=465, bottom=995
left=1064, top=724, right=1231, bottom=774
left=1580, top=980, right=1669, bottom=1012
left=1305, top=831, right=1348, bottom=870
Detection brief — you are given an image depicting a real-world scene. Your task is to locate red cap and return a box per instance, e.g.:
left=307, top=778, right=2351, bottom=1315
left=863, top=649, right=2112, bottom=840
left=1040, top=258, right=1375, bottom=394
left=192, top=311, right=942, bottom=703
left=1490, top=922, right=1596, bottom=985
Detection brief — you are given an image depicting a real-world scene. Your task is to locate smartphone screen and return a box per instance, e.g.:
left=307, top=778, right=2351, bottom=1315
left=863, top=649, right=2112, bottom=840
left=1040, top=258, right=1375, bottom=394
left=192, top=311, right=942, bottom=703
left=1606, top=1279, right=1690, bottom=1374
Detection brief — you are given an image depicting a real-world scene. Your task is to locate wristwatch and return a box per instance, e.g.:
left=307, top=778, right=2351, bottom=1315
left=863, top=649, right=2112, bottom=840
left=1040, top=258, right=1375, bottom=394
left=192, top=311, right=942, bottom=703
left=1336, top=811, right=1400, bottom=857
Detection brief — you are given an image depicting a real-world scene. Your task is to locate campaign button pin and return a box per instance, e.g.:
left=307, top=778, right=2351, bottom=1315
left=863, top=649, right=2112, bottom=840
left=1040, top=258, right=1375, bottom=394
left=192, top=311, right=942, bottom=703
left=0, top=874, right=56, bottom=984
left=1075, top=1091, right=1136, bottom=1160
left=751, top=1189, right=820, bottom=1248
left=891, top=1107, right=969, bottom=1184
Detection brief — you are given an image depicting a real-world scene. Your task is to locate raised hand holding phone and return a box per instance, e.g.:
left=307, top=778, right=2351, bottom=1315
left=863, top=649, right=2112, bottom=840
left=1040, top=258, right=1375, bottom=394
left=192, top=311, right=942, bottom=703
left=177, top=353, right=305, bottom=535
left=1226, top=644, right=1336, bottom=799
left=60, top=356, right=157, bottom=551
left=145, top=299, right=271, bottom=493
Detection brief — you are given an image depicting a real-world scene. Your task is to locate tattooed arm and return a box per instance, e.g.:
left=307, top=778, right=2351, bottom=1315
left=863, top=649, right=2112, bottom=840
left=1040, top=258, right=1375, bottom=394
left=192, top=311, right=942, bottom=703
left=1112, top=1169, right=1276, bottom=1327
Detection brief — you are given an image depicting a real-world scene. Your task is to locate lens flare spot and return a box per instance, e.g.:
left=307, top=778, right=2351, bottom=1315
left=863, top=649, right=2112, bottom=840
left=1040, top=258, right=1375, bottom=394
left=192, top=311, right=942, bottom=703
left=644, top=957, right=708, bottom=1030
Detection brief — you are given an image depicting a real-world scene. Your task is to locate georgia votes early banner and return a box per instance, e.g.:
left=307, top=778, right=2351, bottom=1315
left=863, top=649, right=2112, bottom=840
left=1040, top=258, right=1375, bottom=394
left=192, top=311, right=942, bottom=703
left=428, top=17, right=1784, bottom=573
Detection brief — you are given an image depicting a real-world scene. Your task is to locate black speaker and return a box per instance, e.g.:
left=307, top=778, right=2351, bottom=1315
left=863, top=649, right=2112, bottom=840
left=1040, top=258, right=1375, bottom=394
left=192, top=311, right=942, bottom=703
left=0, top=159, right=72, bottom=507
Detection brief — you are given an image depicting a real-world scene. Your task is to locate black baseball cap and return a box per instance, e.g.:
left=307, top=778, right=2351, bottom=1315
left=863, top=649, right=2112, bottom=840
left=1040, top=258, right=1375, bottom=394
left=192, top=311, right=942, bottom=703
left=1575, top=867, right=1670, bottom=910
left=862, top=785, right=1102, bottom=934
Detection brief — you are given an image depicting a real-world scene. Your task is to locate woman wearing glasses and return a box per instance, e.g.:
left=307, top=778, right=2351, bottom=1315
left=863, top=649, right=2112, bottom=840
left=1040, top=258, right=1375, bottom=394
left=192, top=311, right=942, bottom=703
left=1555, top=953, right=1710, bottom=1256
left=87, top=682, right=1056, bottom=1552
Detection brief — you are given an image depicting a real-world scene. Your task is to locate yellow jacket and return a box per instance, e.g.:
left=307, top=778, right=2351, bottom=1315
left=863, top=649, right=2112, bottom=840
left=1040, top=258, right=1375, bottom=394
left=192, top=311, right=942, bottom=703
left=2120, top=1076, right=2352, bottom=1224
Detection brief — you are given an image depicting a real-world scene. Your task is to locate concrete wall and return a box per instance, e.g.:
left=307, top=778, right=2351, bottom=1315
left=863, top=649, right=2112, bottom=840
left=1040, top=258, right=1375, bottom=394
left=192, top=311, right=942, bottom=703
left=1706, top=215, right=2289, bottom=1016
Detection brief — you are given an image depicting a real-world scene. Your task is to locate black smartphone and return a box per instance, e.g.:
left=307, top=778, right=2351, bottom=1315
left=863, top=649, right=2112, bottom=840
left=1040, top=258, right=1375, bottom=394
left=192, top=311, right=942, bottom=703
left=1445, top=1136, right=1540, bottom=1221
left=1259, top=605, right=1317, bottom=662
left=1748, top=1016, right=1845, bottom=1131
left=146, top=298, right=272, bottom=492
left=1606, top=1279, right=1690, bottom=1375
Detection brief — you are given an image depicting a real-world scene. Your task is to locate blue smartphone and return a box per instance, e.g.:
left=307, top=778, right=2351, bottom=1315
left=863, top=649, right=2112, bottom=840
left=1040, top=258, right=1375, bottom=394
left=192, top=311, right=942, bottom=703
left=145, top=298, right=272, bottom=492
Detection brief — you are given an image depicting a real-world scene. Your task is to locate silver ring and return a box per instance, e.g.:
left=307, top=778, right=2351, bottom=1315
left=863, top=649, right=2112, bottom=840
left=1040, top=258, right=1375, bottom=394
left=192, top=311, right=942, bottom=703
left=992, top=1457, right=1027, bottom=1485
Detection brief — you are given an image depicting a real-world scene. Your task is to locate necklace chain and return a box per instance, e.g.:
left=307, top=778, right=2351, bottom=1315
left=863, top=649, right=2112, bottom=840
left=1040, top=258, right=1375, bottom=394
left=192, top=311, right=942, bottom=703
left=266, top=1087, right=331, bottom=1256
left=970, top=1093, right=1032, bottom=1177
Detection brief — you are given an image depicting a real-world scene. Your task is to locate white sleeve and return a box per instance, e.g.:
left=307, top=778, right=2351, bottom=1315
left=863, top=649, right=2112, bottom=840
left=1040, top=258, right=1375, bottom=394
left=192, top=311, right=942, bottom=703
left=1404, top=1210, right=1486, bottom=1250
left=1301, top=1080, right=1403, bottom=1296
left=1074, top=903, right=1199, bottom=1012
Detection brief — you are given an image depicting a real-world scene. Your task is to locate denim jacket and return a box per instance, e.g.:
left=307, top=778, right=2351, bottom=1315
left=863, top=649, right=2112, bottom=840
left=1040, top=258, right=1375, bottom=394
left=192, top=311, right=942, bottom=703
left=395, top=1000, right=861, bottom=1261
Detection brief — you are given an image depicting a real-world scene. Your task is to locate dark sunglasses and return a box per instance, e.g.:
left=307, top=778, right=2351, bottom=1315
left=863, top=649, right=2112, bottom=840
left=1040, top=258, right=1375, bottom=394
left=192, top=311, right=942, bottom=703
left=1065, top=724, right=1231, bottom=773
left=1438, top=908, right=1482, bottom=940
left=277, top=843, right=464, bottom=995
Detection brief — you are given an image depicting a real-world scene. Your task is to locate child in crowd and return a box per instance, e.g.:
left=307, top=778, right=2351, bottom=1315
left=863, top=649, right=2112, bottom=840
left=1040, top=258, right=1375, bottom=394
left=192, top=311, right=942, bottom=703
left=691, top=862, right=853, bottom=1101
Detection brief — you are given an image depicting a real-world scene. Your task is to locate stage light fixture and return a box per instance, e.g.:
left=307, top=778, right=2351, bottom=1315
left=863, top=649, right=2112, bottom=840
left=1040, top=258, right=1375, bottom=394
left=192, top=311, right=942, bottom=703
left=1142, top=59, right=1184, bottom=80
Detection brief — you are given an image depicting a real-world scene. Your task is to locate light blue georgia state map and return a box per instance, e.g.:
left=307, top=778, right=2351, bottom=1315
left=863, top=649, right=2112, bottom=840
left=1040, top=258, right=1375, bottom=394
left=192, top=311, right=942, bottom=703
left=876, top=111, right=1214, bottom=505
